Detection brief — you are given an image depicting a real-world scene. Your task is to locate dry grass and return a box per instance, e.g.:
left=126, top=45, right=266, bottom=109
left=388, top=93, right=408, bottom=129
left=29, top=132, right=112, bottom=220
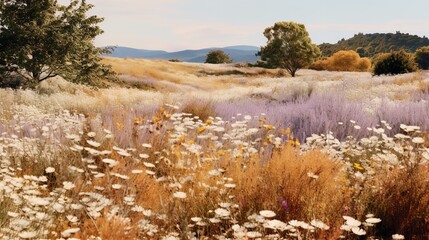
left=392, top=71, right=425, bottom=85
left=102, top=57, right=289, bottom=92
left=358, top=162, right=429, bottom=238
left=229, top=147, right=348, bottom=237
left=180, top=100, right=217, bottom=121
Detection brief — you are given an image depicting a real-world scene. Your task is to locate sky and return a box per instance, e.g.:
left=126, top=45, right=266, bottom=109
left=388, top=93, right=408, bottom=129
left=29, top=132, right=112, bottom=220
left=59, top=0, right=429, bottom=51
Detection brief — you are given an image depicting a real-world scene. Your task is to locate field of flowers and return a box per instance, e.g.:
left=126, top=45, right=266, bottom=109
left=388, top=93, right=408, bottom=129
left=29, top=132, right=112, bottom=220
left=0, top=60, right=428, bottom=239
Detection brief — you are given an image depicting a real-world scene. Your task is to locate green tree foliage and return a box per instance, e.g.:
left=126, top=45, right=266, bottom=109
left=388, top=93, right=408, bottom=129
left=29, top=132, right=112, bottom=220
left=372, top=50, right=417, bottom=76
left=0, top=0, right=114, bottom=89
left=320, top=32, right=429, bottom=57
left=415, top=46, right=429, bottom=70
left=258, top=22, right=321, bottom=77
left=310, top=50, right=371, bottom=72
left=356, top=47, right=366, bottom=57
left=205, top=50, right=233, bottom=64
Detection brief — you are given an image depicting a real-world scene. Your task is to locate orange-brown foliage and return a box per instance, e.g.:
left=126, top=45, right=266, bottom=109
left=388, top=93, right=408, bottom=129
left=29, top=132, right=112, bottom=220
left=311, top=50, right=371, bottom=72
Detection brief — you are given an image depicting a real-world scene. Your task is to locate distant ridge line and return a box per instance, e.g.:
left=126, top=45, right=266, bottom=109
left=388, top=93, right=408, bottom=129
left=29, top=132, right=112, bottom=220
left=104, top=45, right=260, bottom=63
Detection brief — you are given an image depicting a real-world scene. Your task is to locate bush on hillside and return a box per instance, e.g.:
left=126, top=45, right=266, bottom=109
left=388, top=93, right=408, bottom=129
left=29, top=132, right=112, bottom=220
left=372, top=50, right=417, bottom=76
left=415, top=46, right=429, bottom=70
left=205, top=50, right=233, bottom=64
left=310, top=50, right=371, bottom=72
left=0, top=74, right=24, bottom=89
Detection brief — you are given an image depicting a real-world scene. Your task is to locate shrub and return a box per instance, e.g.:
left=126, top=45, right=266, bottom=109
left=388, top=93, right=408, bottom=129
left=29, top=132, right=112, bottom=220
left=168, top=59, right=182, bottom=62
left=0, top=74, right=24, bottom=89
left=310, top=50, right=371, bottom=72
left=205, top=50, right=233, bottom=64
left=415, top=46, right=429, bottom=70
left=372, top=50, right=417, bottom=75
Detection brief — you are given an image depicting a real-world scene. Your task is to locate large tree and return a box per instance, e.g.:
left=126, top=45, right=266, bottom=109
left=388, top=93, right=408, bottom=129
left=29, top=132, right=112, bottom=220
left=258, top=22, right=321, bottom=77
left=0, top=0, right=113, bottom=88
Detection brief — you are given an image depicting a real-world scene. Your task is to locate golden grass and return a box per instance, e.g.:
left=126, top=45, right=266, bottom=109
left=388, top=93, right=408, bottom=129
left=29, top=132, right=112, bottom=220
left=228, top=147, right=348, bottom=237
left=360, top=166, right=429, bottom=238
left=102, top=57, right=288, bottom=92
left=392, top=71, right=425, bottom=85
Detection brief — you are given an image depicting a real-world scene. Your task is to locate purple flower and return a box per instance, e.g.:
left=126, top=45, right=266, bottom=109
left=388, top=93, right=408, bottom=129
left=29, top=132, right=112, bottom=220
left=278, top=197, right=289, bottom=212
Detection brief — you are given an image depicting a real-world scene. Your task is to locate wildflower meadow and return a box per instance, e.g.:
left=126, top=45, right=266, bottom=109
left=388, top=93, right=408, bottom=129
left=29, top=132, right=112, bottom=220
left=0, top=61, right=428, bottom=239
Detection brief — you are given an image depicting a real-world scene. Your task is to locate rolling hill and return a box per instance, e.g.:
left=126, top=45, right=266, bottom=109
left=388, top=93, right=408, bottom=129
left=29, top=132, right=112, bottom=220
left=319, top=32, right=429, bottom=57
left=105, top=45, right=260, bottom=63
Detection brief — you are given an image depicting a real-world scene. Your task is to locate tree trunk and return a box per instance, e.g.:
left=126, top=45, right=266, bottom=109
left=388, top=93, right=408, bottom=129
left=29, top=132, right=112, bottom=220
left=32, top=71, right=41, bottom=82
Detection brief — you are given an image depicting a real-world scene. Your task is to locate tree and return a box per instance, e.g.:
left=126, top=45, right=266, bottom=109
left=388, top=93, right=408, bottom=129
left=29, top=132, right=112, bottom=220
left=258, top=22, right=321, bottom=77
left=0, top=0, right=113, bottom=89
left=205, top=50, right=232, bottom=64
left=372, top=50, right=417, bottom=76
left=415, top=46, right=429, bottom=70
left=356, top=47, right=366, bottom=57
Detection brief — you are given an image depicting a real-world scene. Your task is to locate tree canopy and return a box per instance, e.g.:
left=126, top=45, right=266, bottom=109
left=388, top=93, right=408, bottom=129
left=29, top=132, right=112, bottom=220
left=0, top=0, right=113, bottom=88
left=258, top=22, right=321, bottom=77
left=415, top=46, right=429, bottom=70
left=319, top=32, right=429, bottom=57
left=373, top=50, right=417, bottom=76
left=205, top=50, right=233, bottom=64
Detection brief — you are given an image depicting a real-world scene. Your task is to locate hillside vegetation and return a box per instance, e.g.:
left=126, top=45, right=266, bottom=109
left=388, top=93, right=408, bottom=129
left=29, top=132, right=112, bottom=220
left=319, top=32, right=429, bottom=57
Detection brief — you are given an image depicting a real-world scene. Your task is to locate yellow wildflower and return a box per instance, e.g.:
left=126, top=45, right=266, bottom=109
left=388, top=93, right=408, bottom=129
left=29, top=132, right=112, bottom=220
left=354, top=163, right=364, bottom=171
left=198, top=126, right=206, bottom=133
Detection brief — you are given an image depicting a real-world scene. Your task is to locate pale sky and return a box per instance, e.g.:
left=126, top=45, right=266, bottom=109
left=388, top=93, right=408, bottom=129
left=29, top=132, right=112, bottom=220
left=59, top=0, right=429, bottom=51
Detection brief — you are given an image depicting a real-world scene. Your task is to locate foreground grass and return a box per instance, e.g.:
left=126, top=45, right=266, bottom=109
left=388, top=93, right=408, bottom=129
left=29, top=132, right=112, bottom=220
left=0, top=101, right=427, bottom=239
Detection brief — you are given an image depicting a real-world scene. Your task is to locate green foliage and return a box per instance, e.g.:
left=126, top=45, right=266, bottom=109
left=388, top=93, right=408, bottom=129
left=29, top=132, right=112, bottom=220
left=372, top=50, right=417, bottom=76
left=205, top=50, right=233, bottom=64
left=258, top=22, right=321, bottom=77
left=320, top=32, right=429, bottom=57
left=356, top=47, right=366, bottom=57
left=168, top=59, right=182, bottom=63
left=415, top=46, right=429, bottom=70
left=0, top=0, right=114, bottom=89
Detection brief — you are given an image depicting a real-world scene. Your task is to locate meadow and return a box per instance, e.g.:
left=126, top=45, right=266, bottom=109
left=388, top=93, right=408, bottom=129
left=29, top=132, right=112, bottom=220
left=0, top=58, right=428, bottom=239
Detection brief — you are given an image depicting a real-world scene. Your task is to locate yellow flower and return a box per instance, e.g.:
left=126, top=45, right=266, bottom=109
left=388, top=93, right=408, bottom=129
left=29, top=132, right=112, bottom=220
left=265, top=125, right=274, bottom=130
left=354, top=163, right=364, bottom=171
left=217, top=150, right=224, bottom=156
left=116, top=122, right=125, bottom=129
left=205, top=119, right=213, bottom=125
left=198, top=126, right=206, bottom=133
left=294, top=139, right=300, bottom=146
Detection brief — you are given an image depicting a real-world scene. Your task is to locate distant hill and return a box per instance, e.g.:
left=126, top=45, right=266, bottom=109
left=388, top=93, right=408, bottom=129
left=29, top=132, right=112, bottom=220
left=319, top=32, right=429, bottom=57
left=105, top=45, right=260, bottom=63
